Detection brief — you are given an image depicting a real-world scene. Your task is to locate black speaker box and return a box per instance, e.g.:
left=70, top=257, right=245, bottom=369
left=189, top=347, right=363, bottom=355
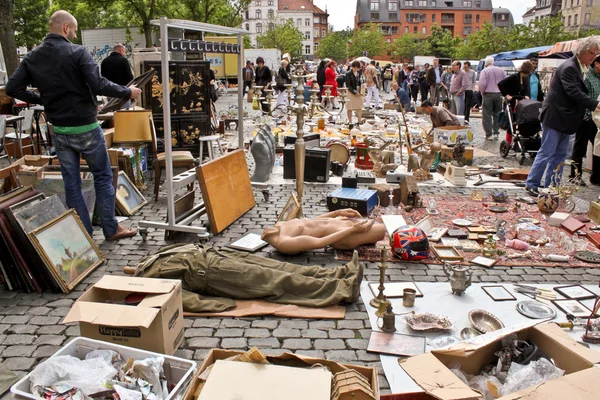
left=283, top=146, right=331, bottom=182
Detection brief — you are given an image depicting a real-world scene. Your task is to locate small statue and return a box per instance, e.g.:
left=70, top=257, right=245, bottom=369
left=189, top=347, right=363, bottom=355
left=410, top=142, right=442, bottom=181
left=366, top=138, right=398, bottom=178
left=250, top=125, right=276, bottom=182
left=452, top=137, right=466, bottom=167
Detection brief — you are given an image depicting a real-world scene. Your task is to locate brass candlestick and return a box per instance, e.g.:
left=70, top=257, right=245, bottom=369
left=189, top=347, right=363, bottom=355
left=308, top=86, right=348, bottom=121
left=370, top=247, right=389, bottom=315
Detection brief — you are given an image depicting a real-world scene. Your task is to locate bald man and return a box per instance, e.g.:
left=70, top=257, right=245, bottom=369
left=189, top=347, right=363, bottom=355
left=7, top=10, right=142, bottom=241
left=101, top=44, right=134, bottom=86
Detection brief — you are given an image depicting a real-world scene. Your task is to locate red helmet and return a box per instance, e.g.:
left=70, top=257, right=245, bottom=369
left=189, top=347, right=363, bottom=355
left=392, top=226, right=430, bottom=260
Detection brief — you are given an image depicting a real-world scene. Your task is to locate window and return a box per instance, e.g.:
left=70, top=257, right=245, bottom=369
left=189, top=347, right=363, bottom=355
left=370, top=1, right=379, bottom=10
left=405, top=26, right=409, bottom=33
left=432, top=14, right=436, bottom=22
left=268, top=23, right=274, bottom=31
left=255, top=10, right=261, bottom=19
left=321, top=17, right=326, bottom=23
left=389, top=1, right=398, bottom=11
left=245, top=10, right=249, bottom=19
left=387, top=38, right=391, bottom=42
left=256, top=23, right=263, bottom=33
left=245, top=23, right=250, bottom=30
left=445, top=1, right=453, bottom=6
left=476, top=14, right=480, bottom=22
left=280, top=18, right=285, bottom=24
left=406, top=13, right=420, bottom=22
left=464, top=0, right=472, bottom=6
left=570, top=0, right=573, bottom=6
left=476, top=26, right=479, bottom=32
left=255, top=0, right=261, bottom=4
left=268, top=9, right=274, bottom=19
left=420, top=14, right=427, bottom=22
left=414, top=26, right=418, bottom=33
left=305, top=45, right=311, bottom=55
left=322, top=28, right=327, bottom=37
left=422, top=27, right=427, bottom=34
left=392, top=26, right=399, bottom=34
left=585, top=13, right=591, bottom=25
left=418, top=0, right=427, bottom=5
left=389, top=12, right=398, bottom=20
left=305, top=31, right=311, bottom=39
left=574, top=14, right=578, bottom=25
left=268, top=0, right=274, bottom=4
left=371, top=12, right=379, bottom=19
left=476, top=0, right=481, bottom=7
left=314, top=42, right=319, bottom=52
left=441, top=13, right=455, bottom=23
left=432, top=0, right=436, bottom=5
left=587, top=0, right=593, bottom=5
left=463, top=26, right=472, bottom=35
left=464, top=13, right=472, bottom=23
left=500, top=14, right=507, bottom=20
left=314, top=28, right=319, bottom=37
left=314, top=16, right=319, bottom=23
left=568, top=15, right=571, bottom=25
left=305, top=18, right=310, bottom=26
left=406, top=0, right=414, bottom=5
left=297, top=18, right=302, bottom=26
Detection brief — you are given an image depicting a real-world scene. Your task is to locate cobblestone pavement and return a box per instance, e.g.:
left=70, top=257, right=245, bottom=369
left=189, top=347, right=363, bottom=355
left=0, top=92, right=598, bottom=395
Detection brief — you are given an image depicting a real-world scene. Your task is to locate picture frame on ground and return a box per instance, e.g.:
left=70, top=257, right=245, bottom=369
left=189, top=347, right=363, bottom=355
left=471, top=256, right=498, bottom=268
left=28, top=210, right=104, bottom=293
left=278, top=192, right=300, bottom=222
left=11, top=195, right=67, bottom=234
left=428, top=227, right=448, bottom=242
left=115, top=171, right=148, bottom=216
left=482, top=285, right=516, bottom=301
left=553, top=284, right=597, bottom=301
left=228, top=233, right=269, bottom=252
left=552, top=299, right=594, bottom=318
left=431, top=245, right=463, bottom=261
left=368, top=282, right=423, bottom=298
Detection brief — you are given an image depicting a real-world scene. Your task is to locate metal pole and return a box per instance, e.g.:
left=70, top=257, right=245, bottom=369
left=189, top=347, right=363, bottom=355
left=160, top=17, right=176, bottom=228
left=237, top=33, right=244, bottom=150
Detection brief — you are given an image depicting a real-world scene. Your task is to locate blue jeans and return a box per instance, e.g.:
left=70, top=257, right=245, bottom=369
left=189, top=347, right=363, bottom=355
left=53, top=126, right=118, bottom=237
left=526, top=126, right=570, bottom=189
left=452, top=93, right=465, bottom=116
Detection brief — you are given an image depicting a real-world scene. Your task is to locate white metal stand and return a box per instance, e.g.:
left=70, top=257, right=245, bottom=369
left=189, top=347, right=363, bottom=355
left=138, top=17, right=246, bottom=238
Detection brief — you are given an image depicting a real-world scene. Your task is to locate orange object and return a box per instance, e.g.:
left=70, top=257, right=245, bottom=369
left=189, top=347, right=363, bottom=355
left=355, top=142, right=374, bottom=170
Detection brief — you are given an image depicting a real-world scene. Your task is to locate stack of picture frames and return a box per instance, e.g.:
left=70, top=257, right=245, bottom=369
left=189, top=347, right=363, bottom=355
left=0, top=186, right=105, bottom=293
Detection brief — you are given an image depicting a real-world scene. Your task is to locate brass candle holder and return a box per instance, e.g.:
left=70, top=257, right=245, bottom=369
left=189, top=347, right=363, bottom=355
left=370, top=246, right=390, bottom=316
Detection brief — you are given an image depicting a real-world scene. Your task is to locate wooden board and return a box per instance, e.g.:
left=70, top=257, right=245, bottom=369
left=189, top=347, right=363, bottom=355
left=196, top=150, right=255, bottom=234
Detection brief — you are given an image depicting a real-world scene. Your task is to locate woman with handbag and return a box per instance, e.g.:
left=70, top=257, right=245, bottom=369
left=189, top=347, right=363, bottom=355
left=498, top=61, right=534, bottom=140
left=346, top=61, right=364, bottom=126
left=275, top=59, right=291, bottom=106
left=382, top=63, right=393, bottom=93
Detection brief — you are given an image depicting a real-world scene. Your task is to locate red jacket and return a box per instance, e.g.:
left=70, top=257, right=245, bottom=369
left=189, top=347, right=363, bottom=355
left=323, top=67, right=338, bottom=96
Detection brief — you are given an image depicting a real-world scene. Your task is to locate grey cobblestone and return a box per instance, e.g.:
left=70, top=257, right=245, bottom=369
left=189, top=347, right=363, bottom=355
left=37, top=325, right=67, bottom=335
left=278, top=320, right=308, bottom=330
left=192, top=319, right=221, bottom=328
left=295, top=350, right=325, bottom=359
left=30, top=316, right=61, bottom=325
left=328, top=329, right=356, bottom=339
left=250, top=320, right=279, bottom=329
left=282, top=339, right=312, bottom=349
left=220, top=319, right=251, bottom=328
left=2, top=345, right=37, bottom=357
left=8, top=325, right=38, bottom=335
left=248, top=338, right=281, bottom=348
left=65, top=325, right=80, bottom=336
left=214, top=328, right=244, bottom=338
left=33, top=346, right=63, bottom=358
left=34, top=335, right=66, bottom=346
left=337, top=320, right=364, bottom=329
left=187, top=338, right=220, bottom=349
left=3, top=335, right=36, bottom=345
left=221, top=338, right=248, bottom=349
left=324, top=350, right=357, bottom=361
left=346, top=339, right=369, bottom=350
left=309, top=321, right=336, bottom=329
left=300, top=329, right=328, bottom=338
left=314, top=339, right=346, bottom=350
left=2, top=357, right=37, bottom=370
left=273, top=328, right=301, bottom=338
left=184, top=328, right=214, bottom=338
left=1, top=316, right=31, bottom=324
left=244, top=328, right=270, bottom=338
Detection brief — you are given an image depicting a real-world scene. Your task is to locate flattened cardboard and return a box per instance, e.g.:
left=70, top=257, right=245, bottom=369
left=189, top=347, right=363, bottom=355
left=401, top=323, right=600, bottom=400
left=62, top=275, right=184, bottom=355
left=500, top=367, right=600, bottom=400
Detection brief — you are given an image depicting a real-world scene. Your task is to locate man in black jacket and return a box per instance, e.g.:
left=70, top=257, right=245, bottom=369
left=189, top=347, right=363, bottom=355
left=525, top=37, right=600, bottom=195
left=100, top=44, right=133, bottom=86
left=6, top=10, right=141, bottom=241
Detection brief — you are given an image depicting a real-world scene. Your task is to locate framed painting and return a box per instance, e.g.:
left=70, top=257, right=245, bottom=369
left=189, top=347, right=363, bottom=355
left=431, top=245, right=463, bottom=261
left=11, top=195, right=67, bottom=234
left=5, top=193, right=46, bottom=231
left=552, top=299, right=595, bottom=319
left=115, top=172, right=148, bottom=216
left=553, top=284, right=597, bottom=301
left=28, top=210, right=104, bottom=293
left=278, top=193, right=300, bottom=222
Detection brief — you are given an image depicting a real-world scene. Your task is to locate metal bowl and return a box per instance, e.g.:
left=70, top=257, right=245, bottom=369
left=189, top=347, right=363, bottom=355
left=468, top=310, right=505, bottom=334
left=491, top=193, right=508, bottom=202
left=460, top=327, right=482, bottom=340
left=405, top=312, right=454, bottom=331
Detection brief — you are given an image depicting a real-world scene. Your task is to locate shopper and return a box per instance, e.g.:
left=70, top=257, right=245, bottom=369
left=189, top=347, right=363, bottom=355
left=345, top=60, right=364, bottom=125
left=323, top=60, right=339, bottom=108
left=275, top=59, right=291, bottom=106
left=449, top=61, right=468, bottom=116
left=529, top=58, right=545, bottom=102
left=479, top=56, right=507, bottom=139
left=526, top=37, right=600, bottom=195
left=427, top=58, right=443, bottom=105
left=254, top=56, right=272, bottom=112
left=6, top=10, right=141, bottom=241
left=382, top=63, right=393, bottom=93
left=364, top=60, right=380, bottom=109
left=392, top=82, right=413, bottom=112
left=440, top=66, right=453, bottom=109
left=419, top=63, right=430, bottom=102
left=463, top=61, right=477, bottom=124
left=421, top=100, right=460, bottom=129
left=242, top=60, right=254, bottom=95
left=498, top=61, right=534, bottom=138
left=100, top=44, right=133, bottom=86
left=408, top=66, right=419, bottom=103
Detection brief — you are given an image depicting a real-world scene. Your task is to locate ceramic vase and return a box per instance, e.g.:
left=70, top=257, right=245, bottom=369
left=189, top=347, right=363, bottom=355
left=537, top=192, right=559, bottom=213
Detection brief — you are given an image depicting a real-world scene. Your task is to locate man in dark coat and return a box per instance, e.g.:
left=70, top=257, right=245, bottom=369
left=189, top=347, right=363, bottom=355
left=526, top=37, right=600, bottom=195
left=100, top=44, right=133, bottom=86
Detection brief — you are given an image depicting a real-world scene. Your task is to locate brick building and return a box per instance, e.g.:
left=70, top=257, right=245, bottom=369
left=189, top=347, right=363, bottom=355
left=354, top=0, right=494, bottom=42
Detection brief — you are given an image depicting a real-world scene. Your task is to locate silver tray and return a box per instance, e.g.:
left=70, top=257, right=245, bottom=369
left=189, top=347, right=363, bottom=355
left=468, top=309, right=504, bottom=334
left=405, top=312, right=454, bottom=331
left=516, top=301, right=557, bottom=319
left=460, top=327, right=482, bottom=340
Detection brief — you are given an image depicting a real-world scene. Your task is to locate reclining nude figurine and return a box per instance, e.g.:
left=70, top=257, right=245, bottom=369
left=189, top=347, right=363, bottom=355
left=261, top=208, right=387, bottom=254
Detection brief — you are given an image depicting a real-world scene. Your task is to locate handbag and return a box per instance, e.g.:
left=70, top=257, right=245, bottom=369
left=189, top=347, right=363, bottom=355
left=498, top=110, right=511, bottom=131
left=384, top=70, right=392, bottom=80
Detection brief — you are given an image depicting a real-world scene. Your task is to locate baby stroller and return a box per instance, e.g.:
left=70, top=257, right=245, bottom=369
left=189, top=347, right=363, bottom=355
left=499, top=98, right=542, bottom=165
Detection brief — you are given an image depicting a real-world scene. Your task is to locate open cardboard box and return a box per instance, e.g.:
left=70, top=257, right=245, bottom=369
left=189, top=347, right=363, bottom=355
left=400, top=323, right=600, bottom=400
left=0, top=155, right=54, bottom=187
left=62, top=275, right=184, bottom=355
left=183, top=349, right=379, bottom=400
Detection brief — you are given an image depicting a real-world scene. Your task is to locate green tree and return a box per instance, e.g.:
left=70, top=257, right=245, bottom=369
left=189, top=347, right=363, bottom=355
left=422, top=24, right=461, bottom=59
left=315, top=30, right=350, bottom=61
left=256, top=19, right=303, bottom=58
left=348, top=23, right=385, bottom=58
left=243, top=34, right=253, bottom=50
left=388, top=33, right=421, bottom=62
left=513, top=15, right=575, bottom=47
left=454, top=22, right=509, bottom=59
left=175, top=0, right=251, bottom=27
left=0, top=0, right=19, bottom=76
left=13, top=0, right=49, bottom=50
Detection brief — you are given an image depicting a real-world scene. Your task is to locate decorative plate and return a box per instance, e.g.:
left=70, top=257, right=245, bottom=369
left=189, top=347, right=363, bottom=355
left=452, top=219, right=472, bottom=227
left=460, top=327, right=482, bottom=340
left=405, top=313, right=454, bottom=331
left=516, top=301, right=557, bottom=319
left=489, top=206, right=508, bottom=213
left=468, top=310, right=505, bottom=334
left=573, top=251, right=600, bottom=264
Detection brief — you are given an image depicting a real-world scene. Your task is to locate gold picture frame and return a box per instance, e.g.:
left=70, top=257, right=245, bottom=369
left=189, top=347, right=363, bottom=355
left=115, top=171, right=148, bottom=216
left=431, top=245, right=463, bottom=261
left=28, top=210, right=105, bottom=293
left=278, top=192, right=300, bottom=222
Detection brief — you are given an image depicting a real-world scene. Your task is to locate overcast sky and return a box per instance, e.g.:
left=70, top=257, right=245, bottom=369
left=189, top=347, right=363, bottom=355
left=313, top=0, right=533, bottom=31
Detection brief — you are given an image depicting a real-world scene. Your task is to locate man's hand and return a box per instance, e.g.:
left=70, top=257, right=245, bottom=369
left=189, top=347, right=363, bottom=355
left=335, top=209, right=362, bottom=218
left=506, top=94, right=513, bottom=101
left=351, top=219, right=375, bottom=233
left=128, top=85, right=142, bottom=99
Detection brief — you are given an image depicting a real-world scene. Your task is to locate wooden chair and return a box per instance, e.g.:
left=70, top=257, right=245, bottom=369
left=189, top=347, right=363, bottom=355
left=0, top=116, right=11, bottom=164
left=150, top=118, right=196, bottom=201
left=5, top=108, right=36, bottom=157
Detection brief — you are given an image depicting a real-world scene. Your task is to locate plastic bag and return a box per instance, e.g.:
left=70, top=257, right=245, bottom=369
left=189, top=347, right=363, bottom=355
left=500, top=358, right=564, bottom=396
left=29, top=355, right=117, bottom=396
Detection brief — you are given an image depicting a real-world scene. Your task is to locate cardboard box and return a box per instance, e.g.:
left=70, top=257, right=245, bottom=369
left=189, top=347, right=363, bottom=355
left=434, top=126, right=473, bottom=145
left=384, top=103, right=398, bottom=110
left=183, top=349, right=379, bottom=400
left=589, top=201, right=600, bottom=224
left=0, top=155, right=54, bottom=187
left=62, top=275, right=184, bottom=355
left=400, top=323, right=600, bottom=400
left=440, top=145, right=474, bottom=165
